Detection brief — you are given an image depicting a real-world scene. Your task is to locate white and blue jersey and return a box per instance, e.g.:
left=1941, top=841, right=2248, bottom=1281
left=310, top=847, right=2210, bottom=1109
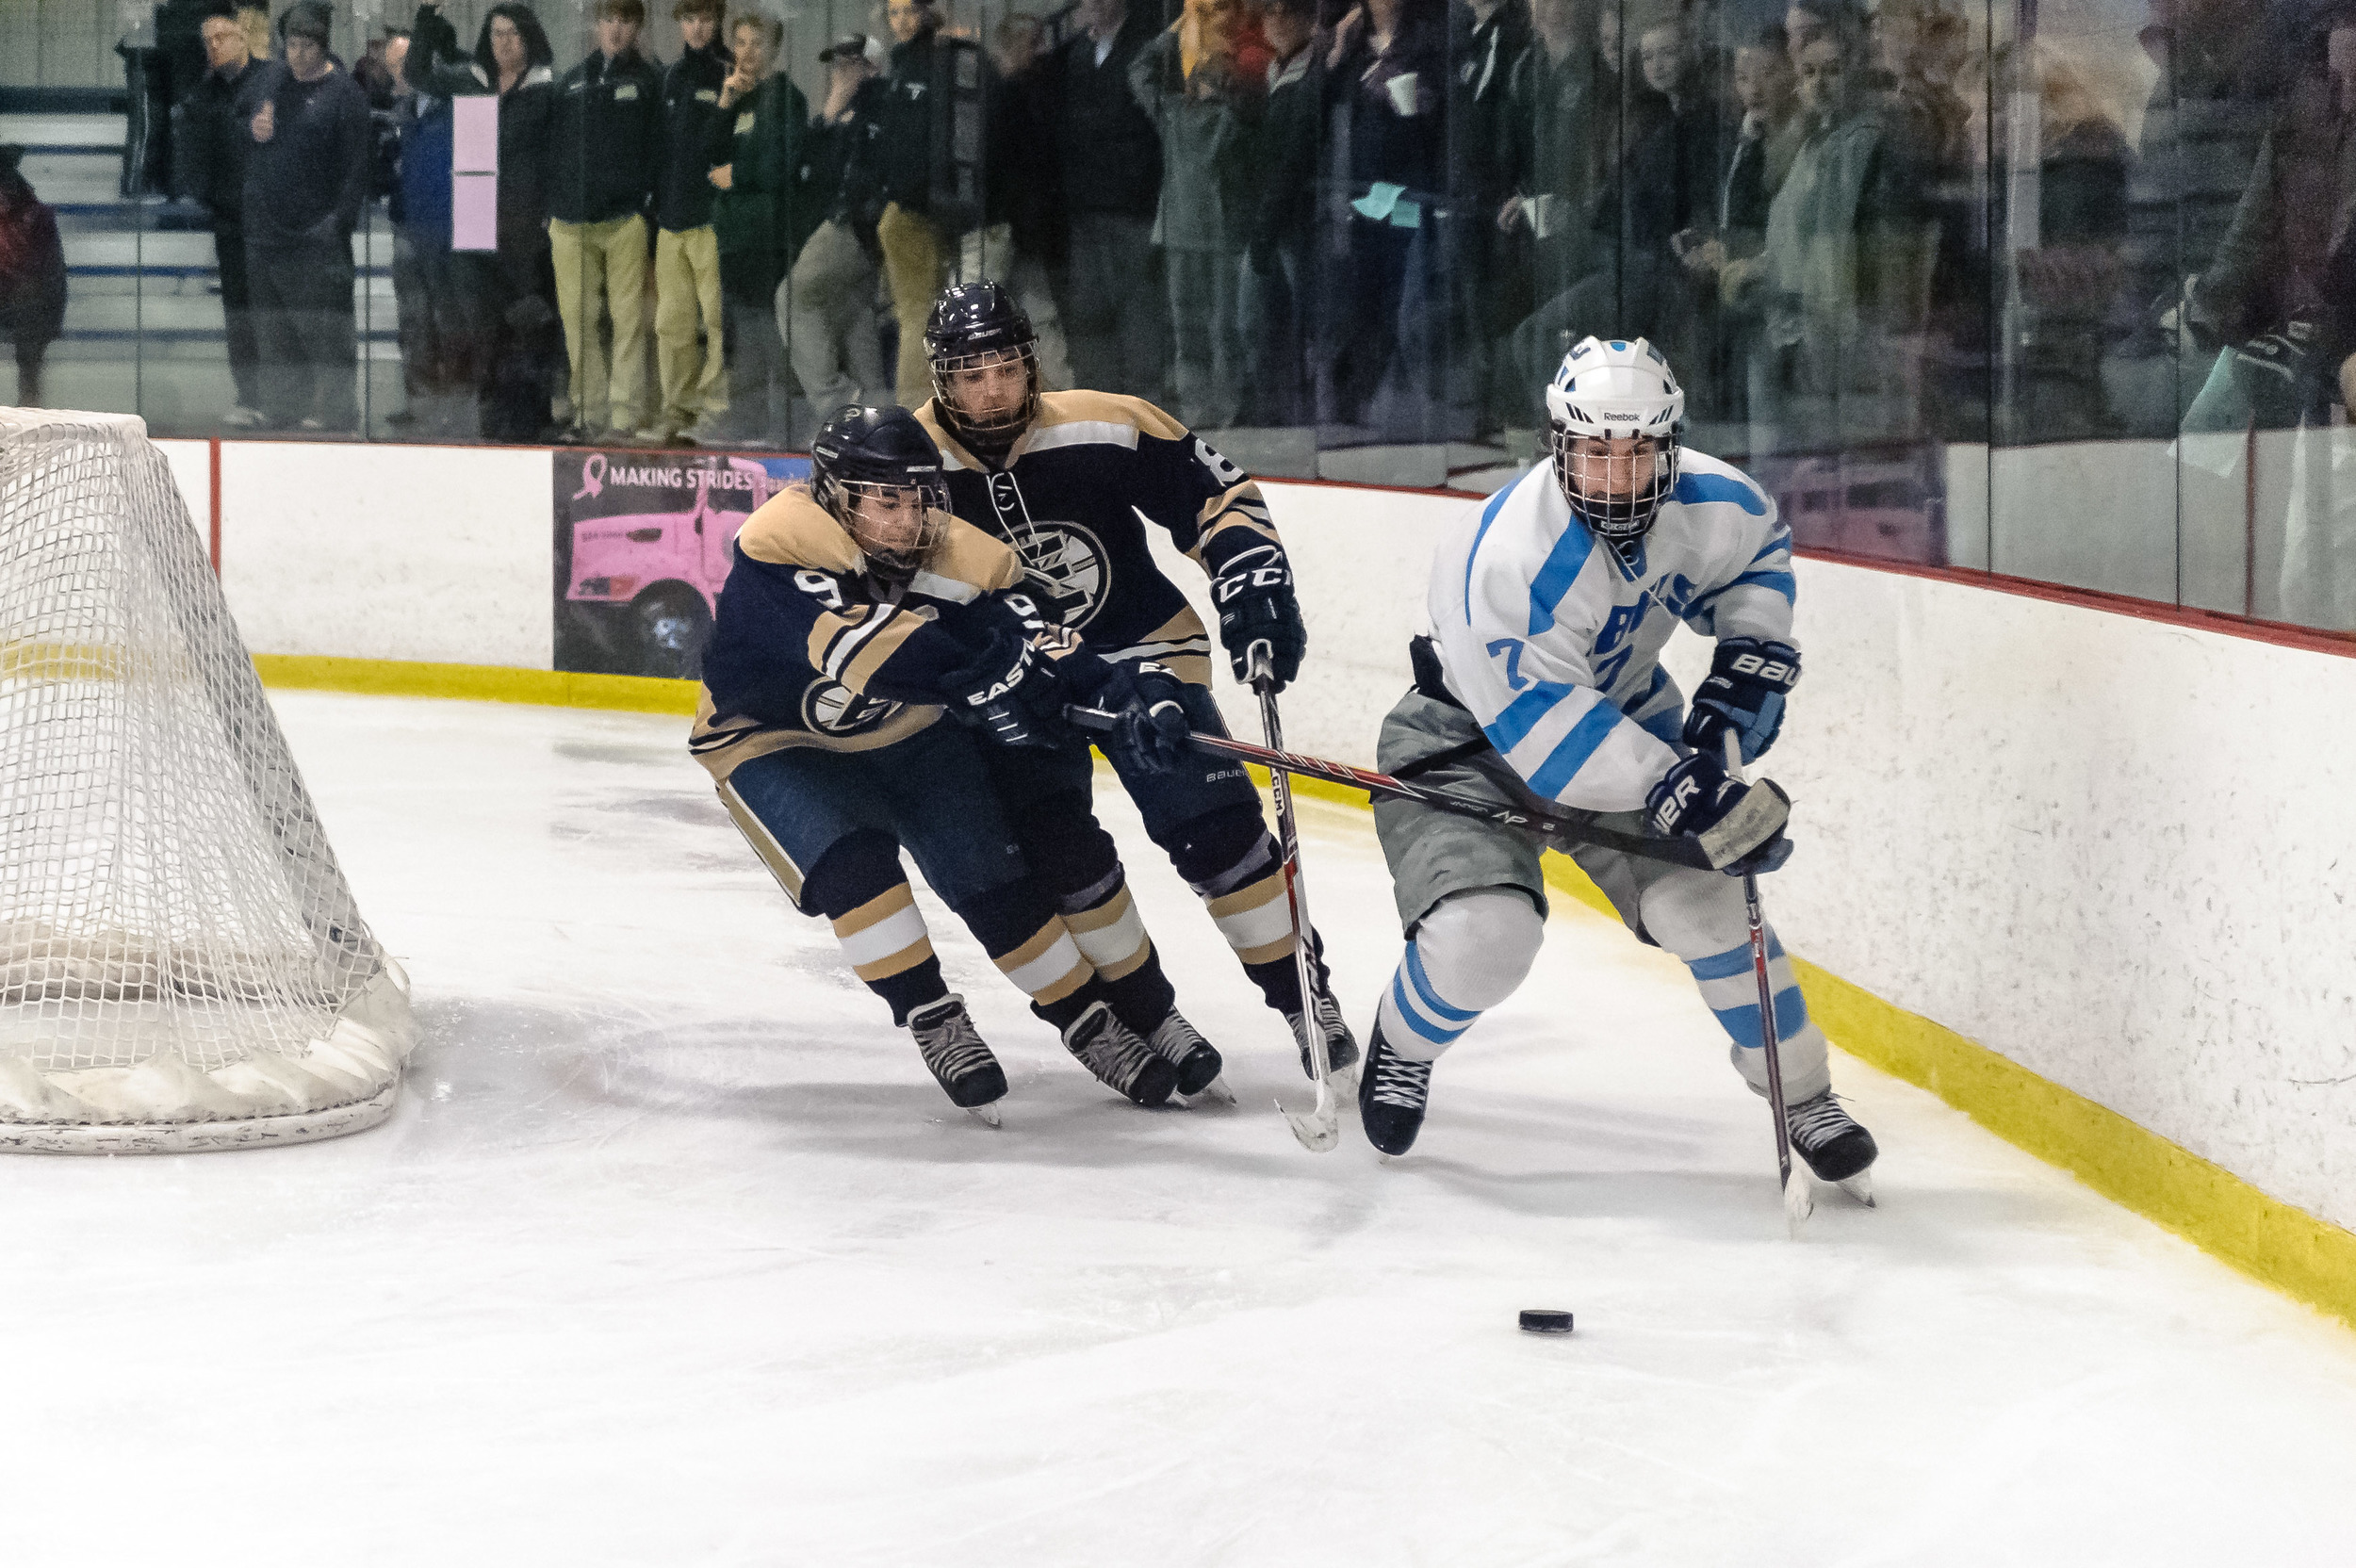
left=1427, top=449, right=1795, bottom=813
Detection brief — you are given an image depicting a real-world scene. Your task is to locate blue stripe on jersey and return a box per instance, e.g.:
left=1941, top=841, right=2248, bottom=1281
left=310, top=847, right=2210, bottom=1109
left=1462, top=471, right=1527, bottom=620
left=1482, top=678, right=1577, bottom=755
left=1404, top=943, right=1480, bottom=1022
left=1749, top=531, right=1793, bottom=564
left=1690, top=566, right=1799, bottom=621
left=1672, top=471, right=1769, bottom=514
left=1687, top=933, right=1788, bottom=983
left=1526, top=516, right=1597, bottom=636
left=1525, top=700, right=1626, bottom=798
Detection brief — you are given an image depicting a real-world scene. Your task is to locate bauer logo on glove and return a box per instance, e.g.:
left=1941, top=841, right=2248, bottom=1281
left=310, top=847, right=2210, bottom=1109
left=1682, top=636, right=1800, bottom=765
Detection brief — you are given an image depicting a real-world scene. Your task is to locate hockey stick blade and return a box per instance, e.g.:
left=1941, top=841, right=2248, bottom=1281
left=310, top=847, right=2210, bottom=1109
left=1281, top=1074, right=1342, bottom=1152
left=1785, top=1166, right=1815, bottom=1232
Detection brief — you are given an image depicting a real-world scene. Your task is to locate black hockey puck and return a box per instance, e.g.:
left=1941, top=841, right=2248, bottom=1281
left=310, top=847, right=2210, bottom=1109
left=1518, top=1308, right=1574, bottom=1334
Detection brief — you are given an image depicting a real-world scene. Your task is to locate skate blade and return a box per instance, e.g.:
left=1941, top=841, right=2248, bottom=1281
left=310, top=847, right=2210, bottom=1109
left=1838, top=1169, right=1875, bottom=1206
left=964, top=1102, right=1003, bottom=1128
left=1186, top=1075, right=1238, bottom=1108
left=1279, top=1076, right=1342, bottom=1153
left=1783, top=1167, right=1815, bottom=1233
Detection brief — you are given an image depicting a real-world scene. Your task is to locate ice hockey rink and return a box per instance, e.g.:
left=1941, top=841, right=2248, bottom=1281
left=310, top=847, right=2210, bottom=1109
left=7, top=690, right=2354, bottom=1566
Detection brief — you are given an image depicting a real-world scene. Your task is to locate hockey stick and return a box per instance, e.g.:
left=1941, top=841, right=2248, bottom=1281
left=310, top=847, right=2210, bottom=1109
left=1060, top=708, right=1730, bottom=872
left=1724, top=733, right=1813, bottom=1231
left=1246, top=647, right=1345, bottom=1153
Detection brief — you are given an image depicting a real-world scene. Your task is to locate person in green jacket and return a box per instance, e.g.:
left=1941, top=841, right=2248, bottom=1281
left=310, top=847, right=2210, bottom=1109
left=707, top=10, right=810, bottom=445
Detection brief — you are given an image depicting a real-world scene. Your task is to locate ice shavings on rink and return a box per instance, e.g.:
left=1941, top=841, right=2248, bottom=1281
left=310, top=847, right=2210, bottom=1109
left=3, top=691, right=2352, bottom=1566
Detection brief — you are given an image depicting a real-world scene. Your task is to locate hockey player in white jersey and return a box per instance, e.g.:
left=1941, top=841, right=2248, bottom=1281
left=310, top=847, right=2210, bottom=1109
left=1359, top=335, right=1877, bottom=1187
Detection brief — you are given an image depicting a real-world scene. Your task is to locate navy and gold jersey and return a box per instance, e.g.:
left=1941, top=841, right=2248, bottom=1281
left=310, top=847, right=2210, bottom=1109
left=913, top=391, right=1285, bottom=688
left=690, top=484, right=1026, bottom=782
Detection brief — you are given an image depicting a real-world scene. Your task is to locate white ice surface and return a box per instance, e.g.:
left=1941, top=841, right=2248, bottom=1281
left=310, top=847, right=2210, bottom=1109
left=5, top=692, right=2353, bottom=1567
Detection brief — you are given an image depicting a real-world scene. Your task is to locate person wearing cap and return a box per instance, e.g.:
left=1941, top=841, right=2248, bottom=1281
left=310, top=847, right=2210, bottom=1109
left=242, top=0, right=371, bottom=432
left=645, top=0, right=734, bottom=447
left=874, top=0, right=984, bottom=404
left=780, top=31, right=890, bottom=417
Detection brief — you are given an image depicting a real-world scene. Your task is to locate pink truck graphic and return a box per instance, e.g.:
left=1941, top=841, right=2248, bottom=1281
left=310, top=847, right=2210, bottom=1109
left=563, top=452, right=809, bottom=677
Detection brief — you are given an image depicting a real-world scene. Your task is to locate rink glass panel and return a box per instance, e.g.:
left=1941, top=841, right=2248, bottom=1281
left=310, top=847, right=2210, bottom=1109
left=7, top=0, right=2354, bottom=638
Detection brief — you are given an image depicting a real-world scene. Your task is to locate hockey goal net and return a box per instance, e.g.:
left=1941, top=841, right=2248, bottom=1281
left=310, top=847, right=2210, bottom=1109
left=0, top=409, right=411, bottom=1152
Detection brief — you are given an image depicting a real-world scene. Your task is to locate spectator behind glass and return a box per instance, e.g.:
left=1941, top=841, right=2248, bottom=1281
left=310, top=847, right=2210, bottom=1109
left=972, top=16, right=1074, bottom=390
left=380, top=26, right=454, bottom=433
left=1050, top=0, right=1170, bottom=399
left=1988, top=44, right=2132, bottom=445
left=785, top=33, right=890, bottom=417
left=1321, top=0, right=1449, bottom=435
left=181, top=5, right=275, bottom=427
left=1495, top=0, right=1619, bottom=424
left=1723, top=25, right=1931, bottom=458
left=1447, top=0, right=1532, bottom=435
left=1130, top=0, right=1269, bottom=430
left=1238, top=0, right=1321, bottom=425
left=874, top=0, right=971, bottom=405
left=646, top=0, right=734, bottom=448
left=243, top=1, right=371, bottom=433
left=0, top=147, right=69, bottom=409
left=707, top=11, right=812, bottom=446
left=401, top=2, right=564, bottom=443
left=1676, top=26, right=1802, bottom=426
left=546, top=0, right=663, bottom=443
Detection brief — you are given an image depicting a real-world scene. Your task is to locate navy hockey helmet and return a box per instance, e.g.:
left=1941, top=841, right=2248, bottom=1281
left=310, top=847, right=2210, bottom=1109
left=1546, top=336, right=1685, bottom=547
left=810, top=404, right=949, bottom=582
left=924, top=281, right=1040, bottom=449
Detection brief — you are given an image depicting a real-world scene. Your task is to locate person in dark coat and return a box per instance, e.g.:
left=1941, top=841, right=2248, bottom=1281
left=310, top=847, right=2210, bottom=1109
left=708, top=11, right=812, bottom=444
left=1238, top=0, right=1320, bottom=425
left=545, top=0, right=664, bottom=440
left=1047, top=0, right=1168, bottom=398
left=402, top=1, right=564, bottom=442
left=242, top=1, right=372, bottom=432
left=1318, top=0, right=1450, bottom=432
left=0, top=148, right=69, bottom=408
left=873, top=0, right=986, bottom=403
left=646, top=0, right=733, bottom=445
left=181, top=4, right=277, bottom=426
left=1446, top=0, right=1530, bottom=431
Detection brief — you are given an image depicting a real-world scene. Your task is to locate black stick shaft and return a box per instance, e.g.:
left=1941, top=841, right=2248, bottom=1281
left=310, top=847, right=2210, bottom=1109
left=1062, top=706, right=1715, bottom=872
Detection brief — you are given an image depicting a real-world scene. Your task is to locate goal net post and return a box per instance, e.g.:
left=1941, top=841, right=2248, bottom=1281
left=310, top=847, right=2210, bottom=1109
left=0, top=409, right=412, bottom=1152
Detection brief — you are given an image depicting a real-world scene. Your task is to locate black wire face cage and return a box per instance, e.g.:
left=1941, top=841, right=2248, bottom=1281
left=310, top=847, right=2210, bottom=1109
left=930, top=343, right=1040, bottom=446
left=1549, top=423, right=1680, bottom=544
left=826, top=477, right=949, bottom=581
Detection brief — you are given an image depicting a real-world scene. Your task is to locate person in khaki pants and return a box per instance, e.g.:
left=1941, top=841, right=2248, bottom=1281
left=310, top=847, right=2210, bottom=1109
left=782, top=33, right=888, bottom=416
left=546, top=0, right=663, bottom=439
left=646, top=0, right=732, bottom=444
left=875, top=0, right=968, bottom=403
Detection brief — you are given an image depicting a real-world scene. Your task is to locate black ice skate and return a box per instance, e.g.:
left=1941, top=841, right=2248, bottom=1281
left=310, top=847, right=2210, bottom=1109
left=1357, top=1017, right=1434, bottom=1157
left=1063, top=1000, right=1177, bottom=1107
left=1285, top=977, right=1361, bottom=1089
left=1147, top=1009, right=1232, bottom=1102
left=908, top=994, right=1008, bottom=1126
left=1786, top=1088, right=1878, bottom=1201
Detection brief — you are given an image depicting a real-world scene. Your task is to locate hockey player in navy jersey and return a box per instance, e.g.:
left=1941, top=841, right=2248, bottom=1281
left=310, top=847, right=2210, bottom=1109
left=690, top=405, right=1214, bottom=1117
left=1356, top=336, right=1878, bottom=1185
left=908, top=281, right=1359, bottom=1084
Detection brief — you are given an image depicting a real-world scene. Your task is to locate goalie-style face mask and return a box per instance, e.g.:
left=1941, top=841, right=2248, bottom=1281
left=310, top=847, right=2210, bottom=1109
left=1545, top=336, right=1685, bottom=546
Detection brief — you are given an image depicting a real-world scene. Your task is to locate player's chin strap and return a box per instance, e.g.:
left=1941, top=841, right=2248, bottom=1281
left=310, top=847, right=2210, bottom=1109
left=1724, top=731, right=1815, bottom=1233
left=1248, top=640, right=1343, bottom=1154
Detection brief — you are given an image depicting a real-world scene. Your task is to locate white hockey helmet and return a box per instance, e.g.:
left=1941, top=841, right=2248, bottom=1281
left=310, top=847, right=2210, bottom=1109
left=1545, top=335, right=1685, bottom=545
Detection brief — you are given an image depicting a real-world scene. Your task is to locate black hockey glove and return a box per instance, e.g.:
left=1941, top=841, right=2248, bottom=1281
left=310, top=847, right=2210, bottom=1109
left=1645, top=752, right=1794, bottom=874
left=1051, top=646, right=1193, bottom=776
left=938, top=626, right=1061, bottom=749
left=1213, top=543, right=1306, bottom=693
left=1111, top=662, right=1196, bottom=776
left=1682, top=636, right=1800, bottom=765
